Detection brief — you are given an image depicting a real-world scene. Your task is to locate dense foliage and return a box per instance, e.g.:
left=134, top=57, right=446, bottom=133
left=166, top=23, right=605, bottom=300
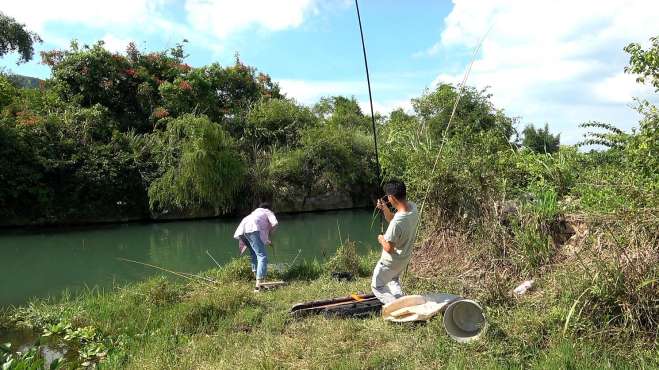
left=0, top=42, right=377, bottom=224
left=521, top=123, right=560, bottom=153
left=0, top=26, right=656, bottom=368
left=0, top=12, right=42, bottom=63
left=625, top=36, right=659, bottom=91
left=378, top=36, right=658, bottom=347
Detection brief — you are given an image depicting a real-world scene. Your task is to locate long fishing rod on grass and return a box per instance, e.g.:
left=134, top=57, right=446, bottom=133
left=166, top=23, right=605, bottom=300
left=355, top=0, right=384, bottom=232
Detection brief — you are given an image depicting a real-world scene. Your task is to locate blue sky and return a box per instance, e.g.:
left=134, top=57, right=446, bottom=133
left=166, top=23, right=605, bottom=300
left=2, top=0, right=657, bottom=144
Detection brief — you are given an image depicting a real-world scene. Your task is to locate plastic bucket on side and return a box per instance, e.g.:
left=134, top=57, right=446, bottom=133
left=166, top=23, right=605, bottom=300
left=442, top=299, right=487, bottom=343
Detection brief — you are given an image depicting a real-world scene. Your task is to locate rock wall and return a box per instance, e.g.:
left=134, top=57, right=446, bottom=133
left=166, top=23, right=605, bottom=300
left=1, top=191, right=371, bottom=227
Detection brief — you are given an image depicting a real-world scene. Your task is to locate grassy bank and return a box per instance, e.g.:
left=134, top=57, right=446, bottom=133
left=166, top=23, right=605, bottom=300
left=2, top=246, right=657, bottom=369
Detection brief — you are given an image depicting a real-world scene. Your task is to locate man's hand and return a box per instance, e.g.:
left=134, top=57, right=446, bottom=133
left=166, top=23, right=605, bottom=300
left=378, top=234, right=395, bottom=254
left=375, top=198, right=394, bottom=222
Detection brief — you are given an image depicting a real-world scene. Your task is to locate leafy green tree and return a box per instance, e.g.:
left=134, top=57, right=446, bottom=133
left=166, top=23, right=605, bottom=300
left=0, top=75, right=17, bottom=107
left=625, top=35, right=659, bottom=91
left=411, top=83, right=515, bottom=143
left=245, top=98, right=316, bottom=152
left=269, top=125, right=376, bottom=205
left=159, top=60, right=282, bottom=130
left=138, top=114, right=246, bottom=213
left=42, top=42, right=281, bottom=133
left=522, top=123, right=560, bottom=153
left=313, top=96, right=370, bottom=131
left=0, top=12, right=42, bottom=63
left=0, top=103, right=148, bottom=224
left=42, top=42, right=151, bottom=131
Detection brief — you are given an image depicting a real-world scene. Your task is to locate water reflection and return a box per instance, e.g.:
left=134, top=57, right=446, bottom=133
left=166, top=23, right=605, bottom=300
left=0, top=209, right=377, bottom=306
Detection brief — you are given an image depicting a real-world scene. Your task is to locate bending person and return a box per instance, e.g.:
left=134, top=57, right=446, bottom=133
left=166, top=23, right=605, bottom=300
left=233, top=202, right=278, bottom=292
left=372, top=180, right=419, bottom=304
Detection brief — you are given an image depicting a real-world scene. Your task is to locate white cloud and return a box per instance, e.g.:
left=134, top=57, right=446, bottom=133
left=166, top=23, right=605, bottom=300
left=1, top=0, right=316, bottom=53
left=429, top=0, right=659, bottom=144
left=592, top=72, right=653, bottom=104
left=278, top=79, right=365, bottom=105
left=101, top=35, right=133, bottom=54
left=185, top=0, right=316, bottom=39
left=1, top=0, right=163, bottom=33
left=278, top=79, right=409, bottom=115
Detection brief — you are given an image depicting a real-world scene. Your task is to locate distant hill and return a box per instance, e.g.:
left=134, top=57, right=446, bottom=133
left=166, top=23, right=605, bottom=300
left=8, top=74, right=43, bottom=89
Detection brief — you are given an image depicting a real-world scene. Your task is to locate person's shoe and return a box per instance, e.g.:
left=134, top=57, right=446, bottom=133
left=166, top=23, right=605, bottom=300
left=253, top=286, right=261, bottom=293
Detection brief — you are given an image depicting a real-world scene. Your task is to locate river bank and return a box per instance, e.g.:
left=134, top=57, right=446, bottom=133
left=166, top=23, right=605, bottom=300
left=1, top=248, right=656, bottom=369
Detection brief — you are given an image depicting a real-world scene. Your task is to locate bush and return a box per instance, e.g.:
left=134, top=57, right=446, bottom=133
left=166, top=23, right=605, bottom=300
left=324, top=240, right=361, bottom=278
left=0, top=104, right=148, bottom=224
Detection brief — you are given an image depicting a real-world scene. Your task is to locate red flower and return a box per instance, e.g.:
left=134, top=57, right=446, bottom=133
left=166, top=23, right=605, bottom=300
left=179, top=80, right=192, bottom=91
left=124, top=68, right=136, bottom=77
left=153, top=107, right=169, bottom=119
left=257, top=73, right=269, bottom=83
left=16, top=111, right=40, bottom=126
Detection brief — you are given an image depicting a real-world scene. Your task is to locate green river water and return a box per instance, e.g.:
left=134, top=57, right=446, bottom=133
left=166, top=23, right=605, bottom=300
left=0, top=209, right=378, bottom=306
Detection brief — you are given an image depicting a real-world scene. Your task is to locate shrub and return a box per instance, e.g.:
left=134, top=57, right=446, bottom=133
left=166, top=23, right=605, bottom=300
left=324, top=240, right=360, bottom=278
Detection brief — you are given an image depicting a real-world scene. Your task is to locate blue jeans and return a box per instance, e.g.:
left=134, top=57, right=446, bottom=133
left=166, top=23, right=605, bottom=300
left=240, top=231, right=267, bottom=279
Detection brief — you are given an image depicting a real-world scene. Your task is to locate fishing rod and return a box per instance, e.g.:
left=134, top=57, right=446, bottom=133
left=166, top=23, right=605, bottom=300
left=355, top=0, right=384, bottom=231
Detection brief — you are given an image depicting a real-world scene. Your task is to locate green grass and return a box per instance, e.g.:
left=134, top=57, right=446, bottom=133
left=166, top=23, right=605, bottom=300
left=3, top=259, right=657, bottom=369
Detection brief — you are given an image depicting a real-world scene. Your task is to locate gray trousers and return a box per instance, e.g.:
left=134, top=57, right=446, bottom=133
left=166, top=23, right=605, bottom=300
left=371, top=259, right=408, bottom=304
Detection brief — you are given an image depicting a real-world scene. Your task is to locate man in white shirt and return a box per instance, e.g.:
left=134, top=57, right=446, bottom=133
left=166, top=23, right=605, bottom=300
left=233, top=202, right=278, bottom=291
left=372, top=180, right=419, bottom=304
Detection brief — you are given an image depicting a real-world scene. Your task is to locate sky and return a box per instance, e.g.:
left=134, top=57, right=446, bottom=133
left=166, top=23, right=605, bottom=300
left=1, top=0, right=657, bottom=144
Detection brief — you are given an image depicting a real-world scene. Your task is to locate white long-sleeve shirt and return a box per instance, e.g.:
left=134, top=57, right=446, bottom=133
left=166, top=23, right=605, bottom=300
left=233, top=208, right=278, bottom=253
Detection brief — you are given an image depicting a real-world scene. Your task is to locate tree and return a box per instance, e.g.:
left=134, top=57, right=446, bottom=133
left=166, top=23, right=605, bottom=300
left=411, top=83, right=515, bottom=143
left=138, top=114, right=246, bottom=213
left=625, top=35, right=659, bottom=92
left=42, top=42, right=281, bottom=133
left=522, top=123, right=560, bottom=153
left=245, top=98, right=316, bottom=152
left=269, top=125, right=376, bottom=205
left=313, top=96, right=370, bottom=131
left=0, top=12, right=42, bottom=63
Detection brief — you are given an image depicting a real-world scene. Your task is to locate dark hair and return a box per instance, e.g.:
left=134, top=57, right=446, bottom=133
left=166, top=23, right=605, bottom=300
left=258, top=202, right=271, bottom=210
left=383, top=180, right=406, bottom=200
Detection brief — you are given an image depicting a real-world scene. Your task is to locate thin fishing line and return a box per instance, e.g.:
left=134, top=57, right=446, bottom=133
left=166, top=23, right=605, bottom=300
left=355, top=0, right=382, bottom=183
left=355, top=0, right=385, bottom=233
left=401, top=26, right=493, bottom=281
left=415, top=25, right=493, bottom=238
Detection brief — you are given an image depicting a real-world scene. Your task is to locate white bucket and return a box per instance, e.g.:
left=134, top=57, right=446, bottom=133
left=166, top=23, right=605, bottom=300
left=442, top=299, right=487, bottom=343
